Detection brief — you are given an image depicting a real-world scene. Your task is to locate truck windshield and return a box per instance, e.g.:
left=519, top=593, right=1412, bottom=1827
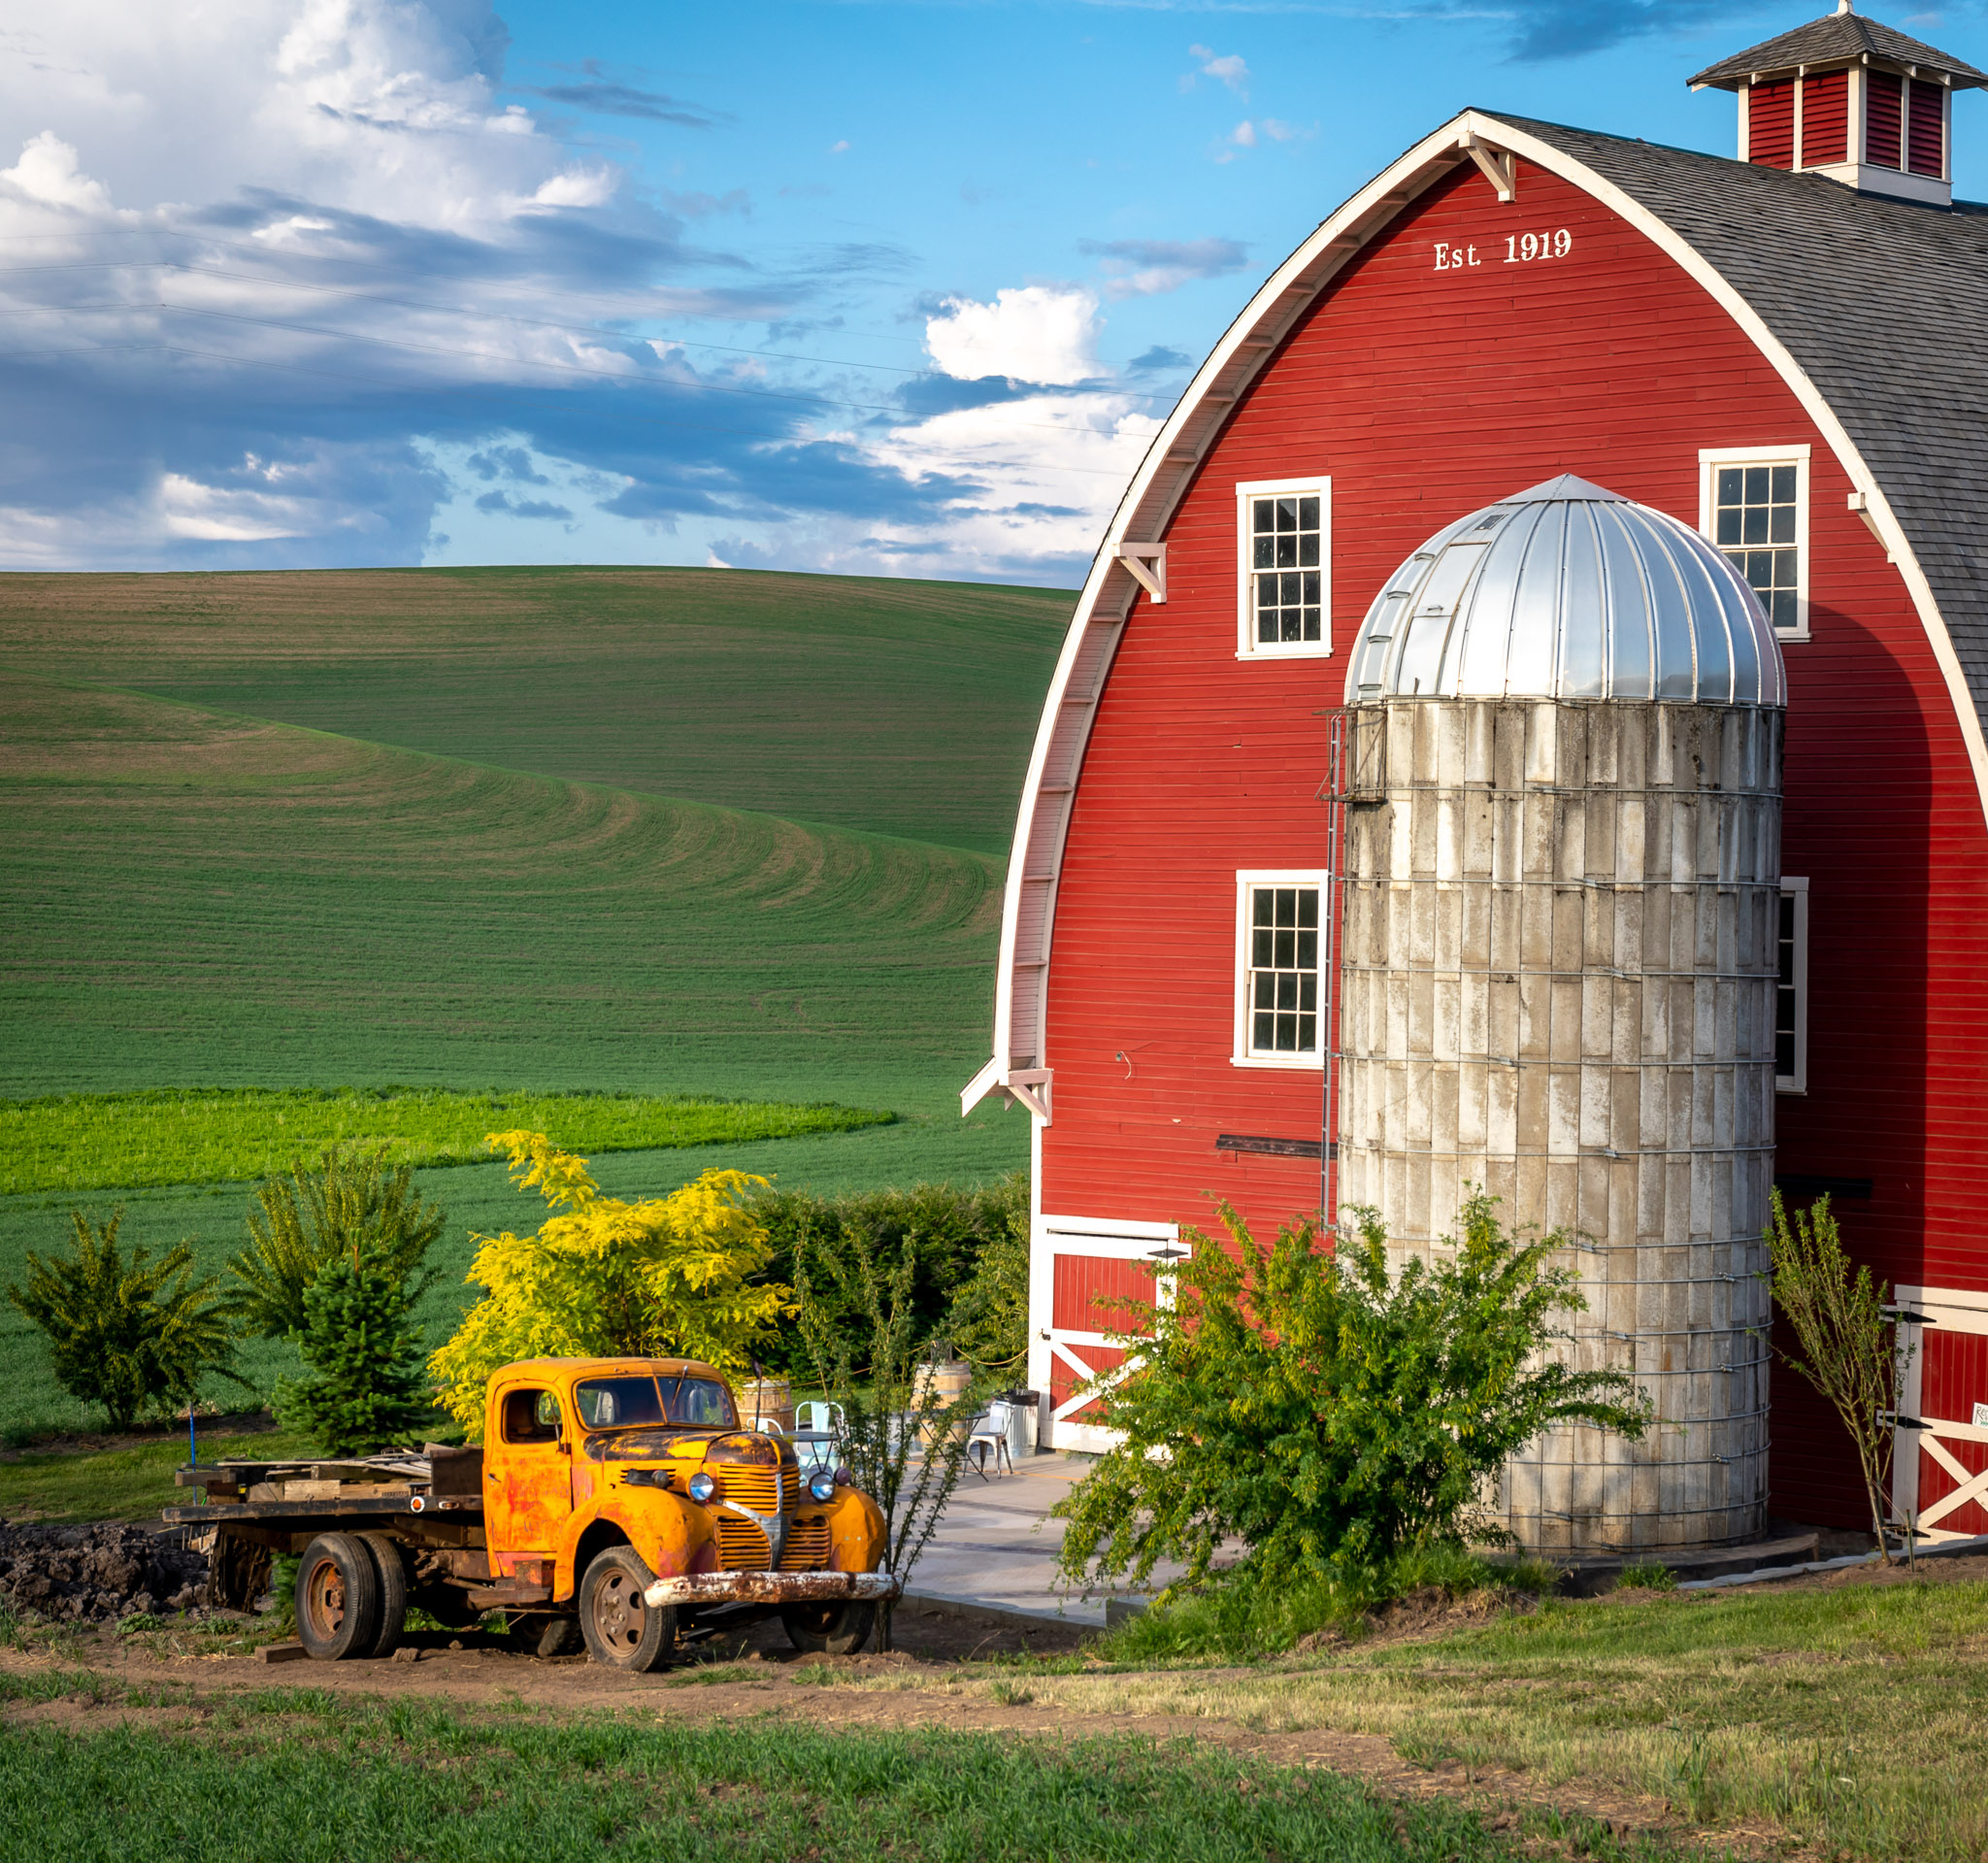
left=661, top=1377, right=737, bottom=1427
left=573, top=1378, right=668, bottom=1429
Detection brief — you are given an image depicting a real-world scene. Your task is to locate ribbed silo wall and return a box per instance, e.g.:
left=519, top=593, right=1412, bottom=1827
left=1337, top=697, right=1782, bottom=1553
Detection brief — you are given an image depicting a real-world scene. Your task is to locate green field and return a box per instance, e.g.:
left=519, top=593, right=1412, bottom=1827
left=0, top=566, right=1070, bottom=1435
left=0, top=566, right=1069, bottom=853
left=3, top=1086, right=894, bottom=1196
left=0, top=1683, right=1524, bottom=1863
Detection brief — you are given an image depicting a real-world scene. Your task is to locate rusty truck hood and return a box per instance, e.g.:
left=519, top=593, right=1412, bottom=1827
left=582, top=1428, right=795, bottom=1467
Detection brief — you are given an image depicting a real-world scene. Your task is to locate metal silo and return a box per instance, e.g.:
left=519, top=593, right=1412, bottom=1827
left=1336, top=475, right=1786, bottom=1555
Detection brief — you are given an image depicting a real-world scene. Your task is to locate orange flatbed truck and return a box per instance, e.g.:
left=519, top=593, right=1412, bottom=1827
left=165, top=1356, right=895, bottom=1671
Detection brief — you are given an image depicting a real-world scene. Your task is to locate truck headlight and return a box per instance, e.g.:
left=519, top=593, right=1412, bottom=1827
left=808, top=1470, right=837, bottom=1503
left=687, top=1472, right=718, bottom=1504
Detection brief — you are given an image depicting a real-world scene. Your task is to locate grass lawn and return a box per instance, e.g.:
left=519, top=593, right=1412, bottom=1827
left=839, top=1577, right=1988, bottom=1862
left=0, top=1086, right=894, bottom=1196
left=0, top=1427, right=320, bottom=1522
left=0, top=1675, right=1532, bottom=1863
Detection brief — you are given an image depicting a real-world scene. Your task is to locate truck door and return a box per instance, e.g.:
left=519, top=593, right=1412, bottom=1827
left=486, top=1384, right=573, bottom=1565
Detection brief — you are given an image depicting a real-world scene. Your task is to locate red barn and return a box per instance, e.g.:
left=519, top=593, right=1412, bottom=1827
left=963, top=5, right=1988, bottom=1548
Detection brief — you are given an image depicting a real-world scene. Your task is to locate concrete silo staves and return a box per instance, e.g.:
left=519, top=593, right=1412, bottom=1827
left=1336, top=475, right=1787, bottom=1554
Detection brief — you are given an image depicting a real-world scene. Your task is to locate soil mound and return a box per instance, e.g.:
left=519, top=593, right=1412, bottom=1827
left=0, top=1519, right=207, bottom=1622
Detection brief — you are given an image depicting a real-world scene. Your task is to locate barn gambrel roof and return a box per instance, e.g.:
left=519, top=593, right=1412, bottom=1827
left=964, top=110, right=1988, bottom=1115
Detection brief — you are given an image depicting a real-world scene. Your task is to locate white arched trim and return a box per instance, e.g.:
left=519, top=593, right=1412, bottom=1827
left=963, top=109, right=1988, bottom=1118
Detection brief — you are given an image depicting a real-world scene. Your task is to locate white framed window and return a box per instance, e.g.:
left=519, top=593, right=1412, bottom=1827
left=1700, top=446, right=1810, bottom=640
left=1236, top=477, right=1331, bottom=659
left=1234, top=871, right=1327, bottom=1068
left=1776, top=876, right=1808, bottom=1094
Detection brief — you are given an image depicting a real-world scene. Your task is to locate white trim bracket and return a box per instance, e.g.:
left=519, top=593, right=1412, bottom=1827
left=1459, top=132, right=1517, bottom=202
left=1116, top=542, right=1166, bottom=604
left=1847, top=489, right=1896, bottom=563
left=961, top=1058, right=1053, bottom=1122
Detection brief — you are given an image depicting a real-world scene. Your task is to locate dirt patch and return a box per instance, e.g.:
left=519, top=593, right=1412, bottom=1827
left=1295, top=1584, right=1541, bottom=1654
left=0, top=1521, right=208, bottom=1621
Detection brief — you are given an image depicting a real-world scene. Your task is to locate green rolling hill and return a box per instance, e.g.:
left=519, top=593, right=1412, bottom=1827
left=0, top=567, right=1070, bottom=1435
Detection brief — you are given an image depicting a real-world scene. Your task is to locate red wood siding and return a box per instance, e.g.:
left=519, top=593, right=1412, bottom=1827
left=1800, top=71, right=1848, bottom=167
left=1050, top=1254, right=1156, bottom=1334
left=1749, top=81, right=1796, bottom=168
left=1916, top=1328, right=1988, bottom=1534
left=1047, top=1341, right=1126, bottom=1419
left=1868, top=72, right=1905, bottom=170
left=1037, top=154, right=1988, bottom=1533
left=1907, top=81, right=1945, bottom=179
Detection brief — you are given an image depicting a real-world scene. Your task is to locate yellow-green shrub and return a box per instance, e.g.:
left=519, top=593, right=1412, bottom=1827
left=429, top=1131, right=788, bottom=1436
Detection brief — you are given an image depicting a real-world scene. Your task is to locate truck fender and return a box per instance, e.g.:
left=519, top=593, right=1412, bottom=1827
left=552, top=1492, right=712, bottom=1603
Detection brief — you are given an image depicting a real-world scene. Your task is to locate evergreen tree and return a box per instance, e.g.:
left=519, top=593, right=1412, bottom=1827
left=277, top=1242, right=434, bottom=1454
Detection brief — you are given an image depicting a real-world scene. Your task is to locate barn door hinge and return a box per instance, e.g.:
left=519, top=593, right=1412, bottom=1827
left=1458, top=133, right=1517, bottom=203
left=1116, top=542, right=1166, bottom=604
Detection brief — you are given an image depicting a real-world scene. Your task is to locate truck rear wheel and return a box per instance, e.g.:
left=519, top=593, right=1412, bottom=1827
left=295, top=1533, right=381, bottom=1661
left=356, top=1532, right=410, bottom=1658
left=780, top=1599, right=875, bottom=1656
left=578, top=1547, right=674, bottom=1672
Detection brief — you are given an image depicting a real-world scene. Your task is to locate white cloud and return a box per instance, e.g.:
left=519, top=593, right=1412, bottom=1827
left=828, top=138, right=850, bottom=154
left=1183, top=45, right=1249, bottom=96
left=1081, top=235, right=1250, bottom=300
left=924, top=284, right=1102, bottom=385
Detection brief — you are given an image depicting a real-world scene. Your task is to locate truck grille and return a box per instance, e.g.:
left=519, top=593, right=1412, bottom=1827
left=721, top=1468, right=799, bottom=1516
left=714, top=1515, right=771, bottom=1571
left=779, top=1517, right=831, bottom=1571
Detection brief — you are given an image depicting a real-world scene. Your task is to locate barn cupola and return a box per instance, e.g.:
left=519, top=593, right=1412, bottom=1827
left=1688, top=2, right=1985, bottom=207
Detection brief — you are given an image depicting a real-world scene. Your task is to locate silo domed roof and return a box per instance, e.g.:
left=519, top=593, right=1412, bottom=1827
left=1344, top=476, right=1787, bottom=707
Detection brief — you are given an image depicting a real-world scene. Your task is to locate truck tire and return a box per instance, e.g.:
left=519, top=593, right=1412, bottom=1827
left=356, top=1532, right=410, bottom=1659
left=578, top=1547, right=675, bottom=1672
left=780, top=1599, right=876, bottom=1656
left=295, top=1533, right=381, bottom=1661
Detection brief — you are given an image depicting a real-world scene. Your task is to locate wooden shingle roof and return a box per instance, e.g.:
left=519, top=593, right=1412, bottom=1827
left=1687, top=9, right=1986, bottom=91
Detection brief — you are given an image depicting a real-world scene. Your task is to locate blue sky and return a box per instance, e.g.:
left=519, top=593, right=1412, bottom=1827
left=1, top=0, right=1982, bottom=583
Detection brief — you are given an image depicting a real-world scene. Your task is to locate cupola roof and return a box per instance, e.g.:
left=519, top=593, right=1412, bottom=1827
left=1688, top=5, right=1985, bottom=93
left=1344, top=479, right=1787, bottom=708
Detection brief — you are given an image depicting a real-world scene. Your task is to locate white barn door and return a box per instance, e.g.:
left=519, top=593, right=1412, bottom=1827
left=1029, top=1214, right=1179, bottom=1454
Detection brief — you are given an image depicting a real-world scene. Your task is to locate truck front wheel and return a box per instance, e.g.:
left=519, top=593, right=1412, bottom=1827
left=578, top=1547, right=675, bottom=1672
left=780, top=1599, right=876, bottom=1656
left=295, top=1533, right=381, bottom=1661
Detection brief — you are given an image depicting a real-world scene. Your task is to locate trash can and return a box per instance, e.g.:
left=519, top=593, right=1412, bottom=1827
left=1000, top=1388, right=1038, bottom=1461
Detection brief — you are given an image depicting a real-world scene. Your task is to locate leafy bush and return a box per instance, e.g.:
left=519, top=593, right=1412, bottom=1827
left=750, top=1175, right=1027, bottom=1375
left=276, top=1240, right=435, bottom=1455
left=6, top=1210, right=246, bottom=1430
left=229, top=1146, right=445, bottom=1342
left=429, top=1132, right=787, bottom=1435
left=1054, top=1192, right=1650, bottom=1597
left=1765, top=1189, right=1908, bottom=1561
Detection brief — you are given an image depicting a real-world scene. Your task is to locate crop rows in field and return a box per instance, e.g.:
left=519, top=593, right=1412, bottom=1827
left=0, top=565, right=1072, bottom=854
left=0, top=1086, right=895, bottom=1196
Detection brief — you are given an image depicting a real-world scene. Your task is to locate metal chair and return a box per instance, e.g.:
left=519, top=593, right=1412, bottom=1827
left=795, top=1400, right=845, bottom=1435
left=966, top=1406, right=1013, bottom=1480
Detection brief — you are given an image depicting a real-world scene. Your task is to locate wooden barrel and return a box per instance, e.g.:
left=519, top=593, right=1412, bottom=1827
left=911, top=1360, right=974, bottom=1446
left=737, top=1377, right=794, bottom=1436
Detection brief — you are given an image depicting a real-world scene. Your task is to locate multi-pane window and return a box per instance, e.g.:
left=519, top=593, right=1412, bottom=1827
left=1251, top=495, right=1322, bottom=645
left=1245, top=883, right=1319, bottom=1058
left=1236, top=478, right=1331, bottom=657
left=1702, top=449, right=1807, bottom=637
left=1776, top=878, right=1807, bottom=1093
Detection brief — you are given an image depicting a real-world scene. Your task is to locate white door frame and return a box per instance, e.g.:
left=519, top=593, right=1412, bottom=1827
left=1891, top=1284, right=1988, bottom=1540
left=1032, top=1214, right=1179, bottom=1453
